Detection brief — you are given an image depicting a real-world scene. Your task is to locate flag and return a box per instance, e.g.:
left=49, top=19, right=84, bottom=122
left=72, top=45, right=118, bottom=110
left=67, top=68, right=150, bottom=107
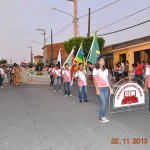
left=57, top=48, right=62, bottom=66
left=87, top=32, right=100, bottom=64
left=62, top=47, right=75, bottom=68
left=75, top=42, right=84, bottom=64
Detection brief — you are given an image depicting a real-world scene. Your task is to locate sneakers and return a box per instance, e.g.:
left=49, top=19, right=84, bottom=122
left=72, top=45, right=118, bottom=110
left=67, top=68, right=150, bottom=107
left=69, top=94, right=72, bottom=97
left=59, top=90, right=62, bottom=93
left=84, top=100, right=89, bottom=102
left=99, top=117, right=109, bottom=123
left=54, top=90, right=56, bottom=92
left=65, top=95, right=67, bottom=98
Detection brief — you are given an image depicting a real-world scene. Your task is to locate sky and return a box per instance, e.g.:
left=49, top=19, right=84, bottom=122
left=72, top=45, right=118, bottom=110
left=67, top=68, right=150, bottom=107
left=0, top=0, right=150, bottom=63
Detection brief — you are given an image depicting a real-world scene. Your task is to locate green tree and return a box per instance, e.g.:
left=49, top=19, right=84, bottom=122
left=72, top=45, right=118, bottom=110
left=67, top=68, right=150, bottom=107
left=64, top=36, right=105, bottom=58
left=0, top=59, right=7, bottom=64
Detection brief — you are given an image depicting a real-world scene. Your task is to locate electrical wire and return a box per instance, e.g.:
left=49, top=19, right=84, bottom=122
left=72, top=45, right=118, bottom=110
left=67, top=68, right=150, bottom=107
left=98, top=19, right=150, bottom=36
left=46, top=21, right=73, bottom=40
left=78, top=0, right=121, bottom=19
left=94, top=5, right=150, bottom=33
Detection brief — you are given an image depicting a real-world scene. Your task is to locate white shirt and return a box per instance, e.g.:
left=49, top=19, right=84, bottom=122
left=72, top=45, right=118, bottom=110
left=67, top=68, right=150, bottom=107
left=54, top=68, right=61, bottom=76
left=74, top=70, right=87, bottom=86
left=0, top=68, right=4, bottom=75
left=145, top=66, right=150, bottom=76
left=93, top=68, right=109, bottom=87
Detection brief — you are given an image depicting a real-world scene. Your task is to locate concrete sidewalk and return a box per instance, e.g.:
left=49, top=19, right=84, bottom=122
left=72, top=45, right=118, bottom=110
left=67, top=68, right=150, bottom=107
left=0, top=84, right=149, bottom=150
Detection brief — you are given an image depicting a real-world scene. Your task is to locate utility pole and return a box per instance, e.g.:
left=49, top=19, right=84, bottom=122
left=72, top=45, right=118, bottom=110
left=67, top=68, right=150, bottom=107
left=28, top=47, right=33, bottom=64
left=87, top=8, right=91, bottom=37
left=51, top=29, right=53, bottom=63
left=67, top=0, right=78, bottom=37
left=36, top=28, right=47, bottom=65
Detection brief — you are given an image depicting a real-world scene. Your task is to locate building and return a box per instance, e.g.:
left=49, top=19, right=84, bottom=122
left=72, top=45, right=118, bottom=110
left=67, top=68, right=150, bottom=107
left=42, top=42, right=68, bottom=65
left=102, top=35, right=150, bottom=68
left=34, top=55, right=43, bottom=64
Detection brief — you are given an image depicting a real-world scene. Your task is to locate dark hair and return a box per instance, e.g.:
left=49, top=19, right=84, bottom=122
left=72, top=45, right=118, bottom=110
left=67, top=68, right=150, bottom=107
left=65, top=63, right=68, bottom=66
left=147, top=60, right=150, bottom=65
left=79, top=63, right=83, bottom=66
left=96, top=56, right=106, bottom=70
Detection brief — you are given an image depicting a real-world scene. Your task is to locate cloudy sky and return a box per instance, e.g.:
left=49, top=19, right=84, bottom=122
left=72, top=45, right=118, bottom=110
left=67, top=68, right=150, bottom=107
left=0, top=0, right=150, bottom=63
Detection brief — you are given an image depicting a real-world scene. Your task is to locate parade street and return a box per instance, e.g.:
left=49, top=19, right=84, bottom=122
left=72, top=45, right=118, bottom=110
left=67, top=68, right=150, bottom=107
left=0, top=84, right=149, bottom=150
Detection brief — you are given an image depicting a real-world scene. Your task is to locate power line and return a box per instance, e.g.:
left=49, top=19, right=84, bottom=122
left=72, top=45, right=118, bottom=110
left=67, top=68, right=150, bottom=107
left=95, top=5, right=150, bottom=32
left=46, top=0, right=121, bottom=39
left=98, top=19, right=150, bottom=36
left=46, top=21, right=73, bottom=40
left=79, top=0, right=121, bottom=19
left=0, top=28, right=38, bottom=35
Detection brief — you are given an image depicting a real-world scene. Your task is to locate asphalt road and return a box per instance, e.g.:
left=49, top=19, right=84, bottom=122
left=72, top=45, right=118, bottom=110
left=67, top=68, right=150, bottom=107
left=0, top=84, right=149, bottom=150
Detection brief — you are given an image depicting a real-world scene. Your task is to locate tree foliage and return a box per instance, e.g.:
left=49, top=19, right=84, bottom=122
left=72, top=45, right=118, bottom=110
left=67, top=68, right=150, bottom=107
left=0, top=59, right=7, bottom=64
left=64, top=36, right=105, bottom=57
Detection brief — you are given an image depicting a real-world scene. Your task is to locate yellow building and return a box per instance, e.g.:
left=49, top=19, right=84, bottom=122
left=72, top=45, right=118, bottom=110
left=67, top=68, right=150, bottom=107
left=102, top=36, right=150, bottom=68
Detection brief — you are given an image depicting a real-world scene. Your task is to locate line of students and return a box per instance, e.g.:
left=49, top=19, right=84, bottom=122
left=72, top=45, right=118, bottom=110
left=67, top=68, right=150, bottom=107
left=48, top=56, right=113, bottom=123
left=48, top=57, right=150, bottom=123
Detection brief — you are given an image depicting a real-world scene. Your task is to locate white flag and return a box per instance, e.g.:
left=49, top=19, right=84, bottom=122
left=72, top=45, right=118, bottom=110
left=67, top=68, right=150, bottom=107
left=57, top=49, right=61, bottom=66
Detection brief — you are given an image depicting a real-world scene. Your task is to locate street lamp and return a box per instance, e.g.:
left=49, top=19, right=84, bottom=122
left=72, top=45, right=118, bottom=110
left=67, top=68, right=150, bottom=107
left=52, top=0, right=78, bottom=37
left=52, top=7, right=74, bottom=18
left=32, top=41, right=43, bottom=45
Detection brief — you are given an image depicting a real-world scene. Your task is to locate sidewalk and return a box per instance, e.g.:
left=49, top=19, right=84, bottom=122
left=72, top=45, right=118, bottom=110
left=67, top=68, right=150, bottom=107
left=0, top=84, right=149, bottom=150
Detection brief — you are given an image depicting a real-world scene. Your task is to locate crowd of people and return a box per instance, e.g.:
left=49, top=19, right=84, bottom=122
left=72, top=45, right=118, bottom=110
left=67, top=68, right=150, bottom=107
left=0, top=57, right=150, bottom=122
left=0, top=63, right=22, bottom=88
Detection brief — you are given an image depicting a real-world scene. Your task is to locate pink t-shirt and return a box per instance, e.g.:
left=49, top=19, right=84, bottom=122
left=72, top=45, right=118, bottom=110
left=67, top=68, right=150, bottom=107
left=93, top=68, right=109, bottom=87
left=62, top=69, right=71, bottom=82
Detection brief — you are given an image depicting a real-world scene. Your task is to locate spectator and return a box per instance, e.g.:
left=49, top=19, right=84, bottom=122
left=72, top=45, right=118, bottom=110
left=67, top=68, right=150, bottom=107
left=129, top=64, right=136, bottom=81
left=114, top=63, right=119, bottom=83
left=135, top=61, right=143, bottom=86
left=124, top=61, right=129, bottom=78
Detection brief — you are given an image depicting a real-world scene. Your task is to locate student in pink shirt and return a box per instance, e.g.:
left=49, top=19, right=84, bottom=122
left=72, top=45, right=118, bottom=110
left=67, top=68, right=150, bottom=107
left=62, top=63, right=72, bottom=97
left=93, top=56, right=113, bottom=123
left=49, top=63, right=54, bottom=89
left=144, top=60, right=150, bottom=116
left=74, top=63, right=88, bottom=103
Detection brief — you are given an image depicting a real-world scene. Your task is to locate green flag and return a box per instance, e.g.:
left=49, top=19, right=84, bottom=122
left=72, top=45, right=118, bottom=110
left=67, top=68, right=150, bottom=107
left=63, top=47, right=74, bottom=68
left=87, top=32, right=100, bottom=64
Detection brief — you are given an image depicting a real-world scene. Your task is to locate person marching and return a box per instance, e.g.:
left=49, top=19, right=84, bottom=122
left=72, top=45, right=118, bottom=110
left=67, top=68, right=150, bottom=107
left=62, top=63, right=72, bottom=97
left=53, top=64, right=62, bottom=93
left=49, top=63, right=55, bottom=89
left=74, top=63, right=88, bottom=103
left=144, top=60, right=150, bottom=117
left=93, top=56, right=113, bottom=123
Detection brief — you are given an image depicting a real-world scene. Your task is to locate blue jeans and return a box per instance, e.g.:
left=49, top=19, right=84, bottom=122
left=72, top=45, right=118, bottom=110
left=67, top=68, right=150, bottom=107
left=64, top=82, right=71, bottom=95
left=148, top=88, right=150, bottom=112
left=0, top=76, right=3, bottom=86
left=78, top=85, right=87, bottom=101
left=97, top=87, right=110, bottom=118
left=54, top=76, right=61, bottom=91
